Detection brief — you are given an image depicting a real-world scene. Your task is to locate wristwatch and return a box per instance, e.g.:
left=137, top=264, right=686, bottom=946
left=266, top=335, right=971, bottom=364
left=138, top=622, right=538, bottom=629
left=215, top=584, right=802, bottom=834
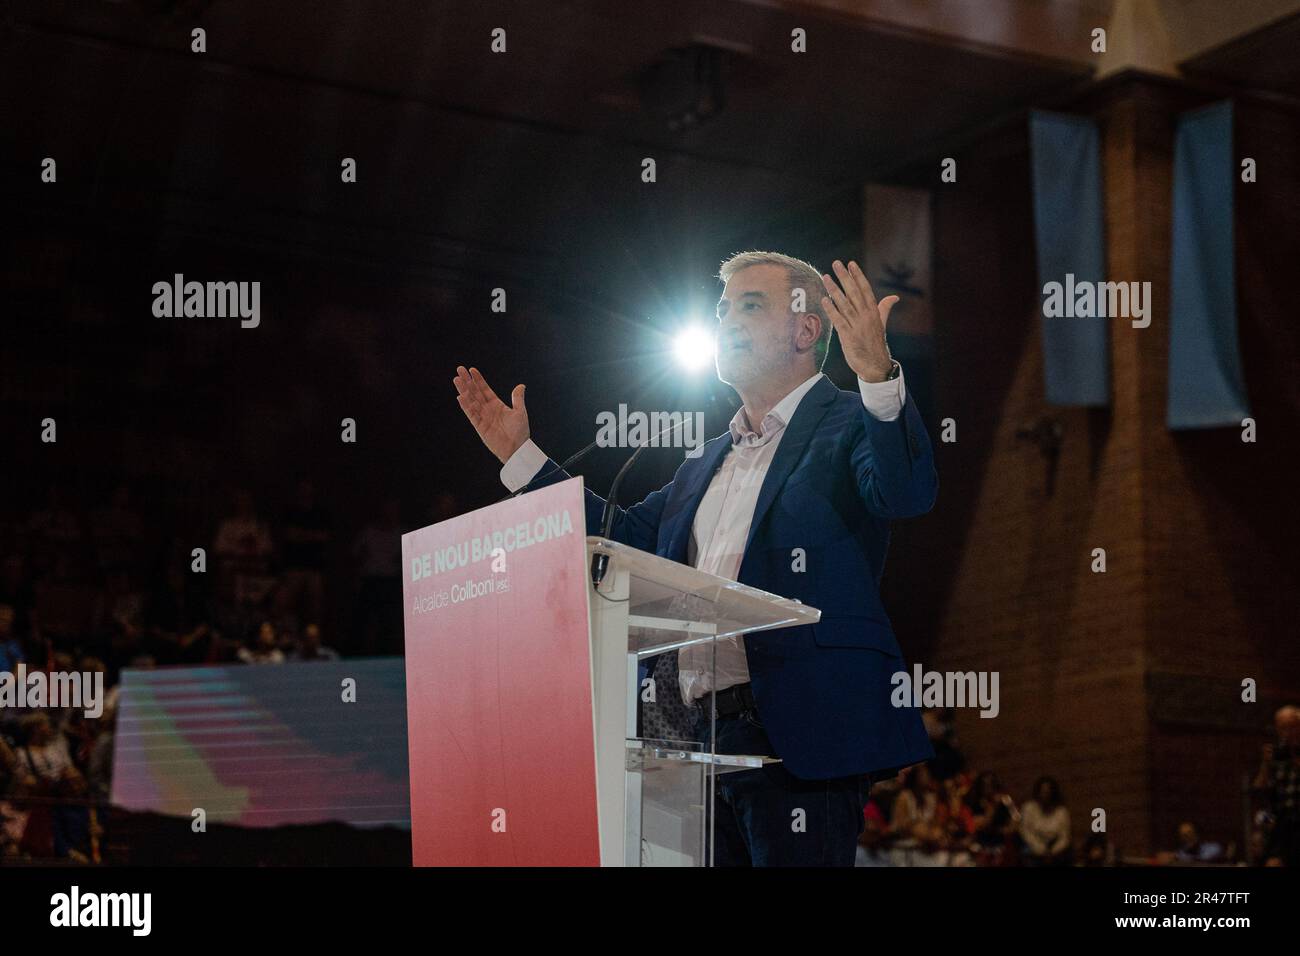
left=884, top=360, right=901, bottom=381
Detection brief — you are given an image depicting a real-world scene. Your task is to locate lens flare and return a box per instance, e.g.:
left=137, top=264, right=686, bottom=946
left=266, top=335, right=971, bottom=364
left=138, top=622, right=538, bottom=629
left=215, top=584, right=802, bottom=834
left=673, top=325, right=715, bottom=371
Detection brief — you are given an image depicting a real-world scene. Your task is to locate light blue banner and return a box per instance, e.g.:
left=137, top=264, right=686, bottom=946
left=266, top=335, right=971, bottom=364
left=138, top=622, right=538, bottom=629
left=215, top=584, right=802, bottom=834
left=1030, top=110, right=1110, bottom=406
left=1168, top=100, right=1249, bottom=429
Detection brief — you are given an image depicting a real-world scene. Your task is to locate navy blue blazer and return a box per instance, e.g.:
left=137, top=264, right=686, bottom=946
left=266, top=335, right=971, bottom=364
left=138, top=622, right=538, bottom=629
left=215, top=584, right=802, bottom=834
left=524, top=374, right=937, bottom=780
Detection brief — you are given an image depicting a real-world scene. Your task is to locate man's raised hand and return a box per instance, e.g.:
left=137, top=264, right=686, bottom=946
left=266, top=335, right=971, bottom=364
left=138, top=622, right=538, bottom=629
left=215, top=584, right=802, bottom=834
left=453, top=365, right=530, bottom=464
left=820, top=260, right=899, bottom=383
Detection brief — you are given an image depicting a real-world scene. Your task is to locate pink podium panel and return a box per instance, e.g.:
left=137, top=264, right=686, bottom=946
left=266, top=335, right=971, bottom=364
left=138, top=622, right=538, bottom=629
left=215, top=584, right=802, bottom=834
left=402, top=477, right=597, bottom=865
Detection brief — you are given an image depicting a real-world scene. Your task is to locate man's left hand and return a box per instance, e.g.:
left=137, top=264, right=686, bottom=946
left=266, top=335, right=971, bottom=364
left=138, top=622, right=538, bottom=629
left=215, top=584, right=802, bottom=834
left=820, top=260, right=899, bottom=383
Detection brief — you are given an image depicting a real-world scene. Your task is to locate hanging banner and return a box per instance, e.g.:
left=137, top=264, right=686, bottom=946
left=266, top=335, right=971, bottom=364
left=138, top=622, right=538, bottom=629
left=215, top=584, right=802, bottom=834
left=1167, top=100, right=1249, bottom=429
left=863, top=183, right=933, bottom=354
left=1030, top=110, right=1110, bottom=406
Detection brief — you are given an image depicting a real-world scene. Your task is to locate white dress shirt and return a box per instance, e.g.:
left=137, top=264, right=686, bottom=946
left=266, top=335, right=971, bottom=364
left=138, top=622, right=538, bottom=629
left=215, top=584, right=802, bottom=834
left=500, top=367, right=908, bottom=705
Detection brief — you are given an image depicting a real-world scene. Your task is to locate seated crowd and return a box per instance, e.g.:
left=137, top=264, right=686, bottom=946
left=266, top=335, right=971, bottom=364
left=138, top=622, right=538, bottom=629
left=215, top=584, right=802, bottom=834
left=859, top=709, right=1295, bottom=867
left=0, top=484, right=1292, bottom=866
left=1, top=479, right=414, bottom=861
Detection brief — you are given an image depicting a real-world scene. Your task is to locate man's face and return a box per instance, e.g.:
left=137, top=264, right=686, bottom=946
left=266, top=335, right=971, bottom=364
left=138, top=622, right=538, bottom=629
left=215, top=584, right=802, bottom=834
left=714, top=264, right=803, bottom=389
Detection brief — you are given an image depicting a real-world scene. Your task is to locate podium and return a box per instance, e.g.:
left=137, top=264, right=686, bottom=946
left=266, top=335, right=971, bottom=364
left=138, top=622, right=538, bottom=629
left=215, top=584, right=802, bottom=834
left=402, top=476, right=818, bottom=866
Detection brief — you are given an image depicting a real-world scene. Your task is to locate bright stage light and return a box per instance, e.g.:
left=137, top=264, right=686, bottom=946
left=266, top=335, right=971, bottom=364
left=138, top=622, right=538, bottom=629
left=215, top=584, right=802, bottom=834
left=673, top=325, right=715, bottom=371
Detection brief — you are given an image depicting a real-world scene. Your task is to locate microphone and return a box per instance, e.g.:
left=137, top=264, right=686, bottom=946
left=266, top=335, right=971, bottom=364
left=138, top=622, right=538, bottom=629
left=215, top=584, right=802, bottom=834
left=493, top=440, right=602, bottom=505
left=590, top=415, right=699, bottom=588
left=495, top=416, right=701, bottom=590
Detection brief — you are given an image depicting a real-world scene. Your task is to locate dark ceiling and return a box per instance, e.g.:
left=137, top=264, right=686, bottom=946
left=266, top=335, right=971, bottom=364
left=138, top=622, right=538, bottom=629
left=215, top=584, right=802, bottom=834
left=4, top=0, right=1296, bottom=530
left=9, top=0, right=1095, bottom=285
left=1180, top=10, right=1300, bottom=102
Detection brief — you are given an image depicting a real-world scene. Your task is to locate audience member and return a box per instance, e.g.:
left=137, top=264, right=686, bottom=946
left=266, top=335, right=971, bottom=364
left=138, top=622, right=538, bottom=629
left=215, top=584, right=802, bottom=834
left=276, top=479, right=332, bottom=628
left=214, top=489, right=276, bottom=607
left=1251, top=704, right=1300, bottom=867
left=238, top=620, right=286, bottom=664
left=292, top=623, right=340, bottom=662
left=1165, top=821, right=1226, bottom=864
left=964, top=771, right=1021, bottom=865
left=1019, top=775, right=1072, bottom=865
left=352, top=497, right=403, bottom=655
left=889, top=763, right=949, bottom=866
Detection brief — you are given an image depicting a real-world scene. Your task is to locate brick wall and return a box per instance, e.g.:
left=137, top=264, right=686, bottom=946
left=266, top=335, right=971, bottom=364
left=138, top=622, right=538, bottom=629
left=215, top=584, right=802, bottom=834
left=881, top=72, right=1300, bottom=857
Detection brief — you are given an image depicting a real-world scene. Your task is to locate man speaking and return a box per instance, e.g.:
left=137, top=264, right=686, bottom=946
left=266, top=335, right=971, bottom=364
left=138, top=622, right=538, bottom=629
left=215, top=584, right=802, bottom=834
left=453, top=251, right=936, bottom=866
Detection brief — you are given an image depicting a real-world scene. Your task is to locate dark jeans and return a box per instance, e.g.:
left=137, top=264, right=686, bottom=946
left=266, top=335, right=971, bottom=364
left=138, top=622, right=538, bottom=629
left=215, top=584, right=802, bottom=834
left=692, top=705, right=867, bottom=867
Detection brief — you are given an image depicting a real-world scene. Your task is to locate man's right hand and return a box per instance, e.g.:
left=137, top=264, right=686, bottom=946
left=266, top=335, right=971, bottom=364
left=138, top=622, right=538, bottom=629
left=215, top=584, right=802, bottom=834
left=454, top=365, right=530, bottom=464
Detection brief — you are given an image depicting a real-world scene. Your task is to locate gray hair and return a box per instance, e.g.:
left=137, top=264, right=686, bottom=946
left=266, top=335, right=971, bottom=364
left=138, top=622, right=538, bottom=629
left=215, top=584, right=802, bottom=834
left=717, top=250, right=832, bottom=369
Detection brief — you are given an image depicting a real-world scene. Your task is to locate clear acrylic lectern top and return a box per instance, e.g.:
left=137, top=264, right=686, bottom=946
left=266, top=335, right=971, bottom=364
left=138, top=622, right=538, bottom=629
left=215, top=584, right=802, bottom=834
left=587, top=536, right=819, bottom=656
left=583, top=536, right=821, bottom=866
